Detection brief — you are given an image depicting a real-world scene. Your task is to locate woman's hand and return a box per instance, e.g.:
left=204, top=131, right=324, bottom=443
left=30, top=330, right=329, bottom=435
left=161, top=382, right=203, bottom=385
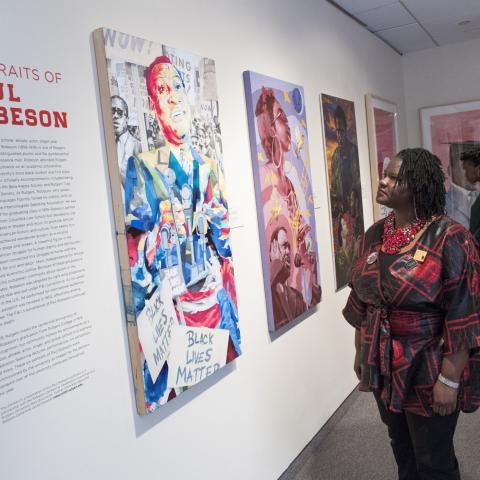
left=433, top=349, right=468, bottom=415
left=432, top=380, right=458, bottom=416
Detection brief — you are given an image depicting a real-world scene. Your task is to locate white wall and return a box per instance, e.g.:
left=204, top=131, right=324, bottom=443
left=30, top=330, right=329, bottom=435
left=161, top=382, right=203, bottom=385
left=403, top=37, right=480, bottom=147
left=0, top=1, right=405, bottom=479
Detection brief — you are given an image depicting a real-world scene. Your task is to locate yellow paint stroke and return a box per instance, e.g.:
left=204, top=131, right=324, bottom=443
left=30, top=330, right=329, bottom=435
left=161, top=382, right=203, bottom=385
left=270, top=196, right=282, bottom=219
left=289, top=208, right=302, bottom=233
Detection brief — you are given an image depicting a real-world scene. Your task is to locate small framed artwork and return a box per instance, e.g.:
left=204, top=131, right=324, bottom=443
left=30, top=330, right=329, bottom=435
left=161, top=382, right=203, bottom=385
left=365, top=94, right=399, bottom=221
left=420, top=99, right=480, bottom=229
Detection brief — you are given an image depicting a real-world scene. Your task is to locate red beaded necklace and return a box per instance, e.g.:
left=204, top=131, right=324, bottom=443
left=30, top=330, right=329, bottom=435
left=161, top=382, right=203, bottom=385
left=382, top=212, right=427, bottom=254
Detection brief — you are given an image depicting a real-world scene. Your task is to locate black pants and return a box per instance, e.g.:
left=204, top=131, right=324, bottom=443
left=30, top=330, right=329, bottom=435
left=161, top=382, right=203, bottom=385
left=374, top=392, right=461, bottom=480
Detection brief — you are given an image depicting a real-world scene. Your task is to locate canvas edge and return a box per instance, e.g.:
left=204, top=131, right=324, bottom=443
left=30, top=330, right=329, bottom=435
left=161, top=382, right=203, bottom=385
left=242, top=71, right=277, bottom=332
left=92, top=28, right=148, bottom=415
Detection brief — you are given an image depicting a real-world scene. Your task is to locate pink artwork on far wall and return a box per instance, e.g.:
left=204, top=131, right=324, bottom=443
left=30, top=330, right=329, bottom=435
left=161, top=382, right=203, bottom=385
left=374, top=107, right=396, bottom=180
left=365, top=94, right=399, bottom=221
left=421, top=100, right=480, bottom=229
left=429, top=109, right=480, bottom=188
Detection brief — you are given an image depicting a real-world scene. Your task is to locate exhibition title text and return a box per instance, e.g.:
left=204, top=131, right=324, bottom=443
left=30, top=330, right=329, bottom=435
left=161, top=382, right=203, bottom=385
left=0, top=64, right=67, bottom=129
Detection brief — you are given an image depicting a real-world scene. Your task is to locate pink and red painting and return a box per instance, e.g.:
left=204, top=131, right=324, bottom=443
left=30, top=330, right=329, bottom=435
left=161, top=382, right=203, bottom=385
left=244, top=71, right=321, bottom=332
left=421, top=100, right=480, bottom=229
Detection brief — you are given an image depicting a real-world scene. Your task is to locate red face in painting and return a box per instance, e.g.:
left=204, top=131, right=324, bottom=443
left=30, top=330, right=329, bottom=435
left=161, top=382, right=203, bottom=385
left=149, top=62, right=191, bottom=146
left=270, top=227, right=291, bottom=277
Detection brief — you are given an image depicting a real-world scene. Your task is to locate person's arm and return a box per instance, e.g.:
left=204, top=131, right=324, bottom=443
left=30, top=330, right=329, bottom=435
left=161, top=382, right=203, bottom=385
left=432, top=349, right=469, bottom=416
left=435, top=226, right=480, bottom=415
left=441, top=350, right=470, bottom=382
left=343, top=285, right=367, bottom=381
left=343, top=227, right=369, bottom=382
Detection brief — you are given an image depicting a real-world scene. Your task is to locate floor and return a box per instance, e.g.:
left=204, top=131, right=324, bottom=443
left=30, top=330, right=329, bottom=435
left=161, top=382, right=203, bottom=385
left=279, top=389, right=480, bottom=480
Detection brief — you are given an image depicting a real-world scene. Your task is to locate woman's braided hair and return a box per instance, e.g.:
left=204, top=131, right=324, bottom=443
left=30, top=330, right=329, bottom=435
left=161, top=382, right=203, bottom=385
left=395, top=148, right=446, bottom=220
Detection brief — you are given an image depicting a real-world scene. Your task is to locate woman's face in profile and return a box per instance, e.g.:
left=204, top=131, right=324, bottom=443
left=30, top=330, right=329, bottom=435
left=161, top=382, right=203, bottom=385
left=376, top=156, right=411, bottom=209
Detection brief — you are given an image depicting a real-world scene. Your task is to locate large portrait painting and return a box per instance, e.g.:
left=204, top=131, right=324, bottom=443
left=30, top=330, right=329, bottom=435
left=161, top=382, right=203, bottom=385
left=366, top=94, right=399, bottom=221
left=243, top=71, right=321, bottom=332
left=94, top=29, right=241, bottom=414
left=320, top=94, right=364, bottom=291
left=421, top=99, right=480, bottom=229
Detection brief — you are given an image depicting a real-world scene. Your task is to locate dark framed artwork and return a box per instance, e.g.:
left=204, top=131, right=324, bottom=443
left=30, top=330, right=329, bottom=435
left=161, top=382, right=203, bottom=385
left=320, top=94, right=364, bottom=291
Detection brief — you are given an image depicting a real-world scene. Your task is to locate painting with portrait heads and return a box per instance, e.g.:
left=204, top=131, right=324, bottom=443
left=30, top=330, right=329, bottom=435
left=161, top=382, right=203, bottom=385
left=421, top=100, right=480, bottom=230
left=94, top=29, right=241, bottom=415
left=320, top=94, right=365, bottom=291
left=244, top=71, right=322, bottom=332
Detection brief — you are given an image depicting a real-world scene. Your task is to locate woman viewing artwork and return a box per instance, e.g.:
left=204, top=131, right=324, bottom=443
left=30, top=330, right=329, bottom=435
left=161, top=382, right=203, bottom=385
left=344, top=148, right=480, bottom=479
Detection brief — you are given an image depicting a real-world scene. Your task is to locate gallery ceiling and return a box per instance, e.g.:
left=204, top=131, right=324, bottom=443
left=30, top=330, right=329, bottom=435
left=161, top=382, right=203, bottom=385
left=328, top=0, right=480, bottom=54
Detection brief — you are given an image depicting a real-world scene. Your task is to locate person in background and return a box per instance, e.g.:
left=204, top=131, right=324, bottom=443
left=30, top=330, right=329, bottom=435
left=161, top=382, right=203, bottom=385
left=111, top=95, right=141, bottom=185
left=190, top=133, right=200, bottom=153
left=460, top=147, right=480, bottom=244
left=344, top=148, right=480, bottom=480
left=445, top=142, right=479, bottom=230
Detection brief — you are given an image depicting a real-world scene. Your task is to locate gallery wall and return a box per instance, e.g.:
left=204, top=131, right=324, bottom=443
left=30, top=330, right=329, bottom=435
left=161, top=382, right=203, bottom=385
left=0, top=1, right=406, bottom=479
left=403, top=36, right=480, bottom=147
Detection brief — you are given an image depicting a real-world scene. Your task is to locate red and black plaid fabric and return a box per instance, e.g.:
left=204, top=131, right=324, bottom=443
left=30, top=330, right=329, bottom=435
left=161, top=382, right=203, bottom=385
left=344, top=216, right=480, bottom=417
